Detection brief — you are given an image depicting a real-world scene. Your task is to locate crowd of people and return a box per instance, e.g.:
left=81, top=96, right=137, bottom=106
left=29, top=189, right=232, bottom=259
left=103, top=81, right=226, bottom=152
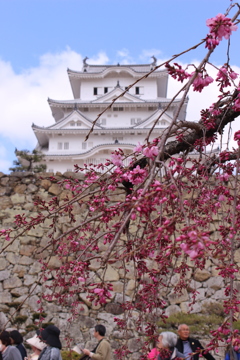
left=0, top=326, right=62, bottom=360
left=0, top=323, right=239, bottom=360
left=148, top=324, right=240, bottom=360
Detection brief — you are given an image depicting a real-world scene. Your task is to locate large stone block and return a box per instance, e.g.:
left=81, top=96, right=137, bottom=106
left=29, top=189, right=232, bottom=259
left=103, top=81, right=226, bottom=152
left=10, top=193, right=26, bottom=204
left=27, top=184, right=38, bottom=193
left=0, top=258, right=8, bottom=271
left=103, top=265, right=119, bottom=281
left=0, top=196, right=12, bottom=210
left=180, top=301, right=202, bottom=314
left=20, top=245, right=36, bottom=256
left=168, top=289, right=189, bottom=305
left=14, top=184, right=27, bottom=194
left=40, top=179, right=52, bottom=190
left=205, top=276, right=224, bottom=290
left=0, top=270, right=11, bottom=281
left=193, top=269, right=211, bottom=282
left=27, top=295, right=40, bottom=311
left=47, top=256, right=62, bottom=269
left=27, top=226, right=44, bottom=237
left=12, top=265, right=26, bottom=278
left=165, top=304, right=181, bottom=317
left=24, top=275, right=37, bottom=286
left=48, top=183, right=62, bottom=195
left=0, top=291, right=12, bottom=303
left=3, top=276, right=22, bottom=289
left=11, top=287, right=29, bottom=297
left=18, top=256, right=34, bottom=265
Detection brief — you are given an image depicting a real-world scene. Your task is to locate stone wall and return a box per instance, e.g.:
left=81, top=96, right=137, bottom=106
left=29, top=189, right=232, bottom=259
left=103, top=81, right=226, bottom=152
left=0, top=171, right=238, bottom=359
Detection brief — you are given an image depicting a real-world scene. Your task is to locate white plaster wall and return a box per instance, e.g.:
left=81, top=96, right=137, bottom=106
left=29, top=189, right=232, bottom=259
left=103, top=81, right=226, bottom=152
left=80, top=77, right=158, bottom=101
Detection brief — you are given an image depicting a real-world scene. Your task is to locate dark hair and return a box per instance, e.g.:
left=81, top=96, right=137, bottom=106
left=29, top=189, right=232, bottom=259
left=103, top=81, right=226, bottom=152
left=0, top=330, right=12, bottom=346
left=95, top=325, right=106, bottom=337
left=9, top=330, right=23, bottom=345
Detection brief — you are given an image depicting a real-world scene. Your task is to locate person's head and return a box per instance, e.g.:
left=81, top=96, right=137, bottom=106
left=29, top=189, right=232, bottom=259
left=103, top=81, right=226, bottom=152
left=178, top=324, right=190, bottom=341
left=39, top=325, right=62, bottom=350
left=10, top=330, right=23, bottom=345
left=26, top=334, right=46, bottom=353
left=94, top=325, right=106, bottom=338
left=157, top=332, right=178, bottom=349
left=0, top=331, right=11, bottom=351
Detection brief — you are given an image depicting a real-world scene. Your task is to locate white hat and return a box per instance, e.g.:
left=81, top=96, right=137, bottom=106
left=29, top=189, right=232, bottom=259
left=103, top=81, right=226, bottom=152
left=26, top=334, right=46, bottom=351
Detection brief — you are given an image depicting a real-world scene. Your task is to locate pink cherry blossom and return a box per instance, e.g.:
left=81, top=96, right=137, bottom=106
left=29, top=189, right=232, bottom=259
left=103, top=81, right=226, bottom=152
left=134, top=142, right=143, bottom=153
left=192, top=73, right=214, bottom=92
left=143, top=146, right=158, bottom=159
left=206, top=13, right=238, bottom=41
left=127, top=165, right=147, bottom=185
left=234, top=130, right=240, bottom=146
left=111, top=153, right=123, bottom=167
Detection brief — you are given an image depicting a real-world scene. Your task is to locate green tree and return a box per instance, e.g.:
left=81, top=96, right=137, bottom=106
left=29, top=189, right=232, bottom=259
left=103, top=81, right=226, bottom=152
left=9, top=148, right=46, bottom=173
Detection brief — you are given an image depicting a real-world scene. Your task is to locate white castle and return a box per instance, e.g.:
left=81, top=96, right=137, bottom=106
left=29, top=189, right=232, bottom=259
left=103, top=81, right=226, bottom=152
left=32, top=57, right=188, bottom=173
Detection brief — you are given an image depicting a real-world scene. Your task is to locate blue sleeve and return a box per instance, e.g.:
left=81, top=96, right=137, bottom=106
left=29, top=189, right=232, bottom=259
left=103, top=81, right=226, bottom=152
left=225, top=352, right=230, bottom=360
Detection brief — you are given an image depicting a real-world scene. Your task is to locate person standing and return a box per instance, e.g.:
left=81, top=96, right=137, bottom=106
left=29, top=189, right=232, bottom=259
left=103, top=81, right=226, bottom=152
left=38, top=325, right=62, bottom=360
left=176, top=324, right=215, bottom=360
left=157, top=332, right=184, bottom=360
left=0, top=331, right=22, bottom=360
left=82, top=324, right=112, bottom=360
left=9, top=330, right=27, bottom=360
left=26, top=334, right=47, bottom=360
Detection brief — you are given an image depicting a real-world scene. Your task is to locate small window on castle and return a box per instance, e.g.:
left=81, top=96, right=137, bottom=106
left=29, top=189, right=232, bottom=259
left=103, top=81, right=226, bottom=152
left=70, top=121, right=75, bottom=126
left=64, top=142, right=69, bottom=150
left=76, top=121, right=82, bottom=126
left=104, top=87, right=108, bottom=94
left=93, top=87, right=98, bottom=95
left=135, top=86, right=144, bottom=95
left=57, top=142, right=62, bottom=150
left=113, top=107, right=124, bottom=111
left=101, top=119, right=106, bottom=125
left=131, top=118, right=136, bottom=125
left=82, top=142, right=87, bottom=150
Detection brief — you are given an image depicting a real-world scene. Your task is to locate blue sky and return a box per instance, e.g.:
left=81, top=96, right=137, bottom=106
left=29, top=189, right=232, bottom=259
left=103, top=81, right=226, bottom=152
left=0, top=0, right=239, bottom=173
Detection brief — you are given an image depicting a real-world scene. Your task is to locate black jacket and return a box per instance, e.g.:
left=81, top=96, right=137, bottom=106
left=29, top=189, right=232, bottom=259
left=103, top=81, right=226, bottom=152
left=176, top=337, right=215, bottom=360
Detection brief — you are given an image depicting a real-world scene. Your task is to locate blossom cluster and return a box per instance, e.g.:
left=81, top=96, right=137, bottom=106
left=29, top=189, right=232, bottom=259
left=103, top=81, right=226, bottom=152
left=205, top=13, right=237, bottom=49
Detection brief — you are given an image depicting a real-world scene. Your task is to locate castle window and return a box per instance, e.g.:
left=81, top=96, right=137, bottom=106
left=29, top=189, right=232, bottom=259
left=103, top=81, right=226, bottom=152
left=76, top=121, right=82, bottom=126
left=113, top=107, right=124, bottom=111
left=131, top=118, right=136, bottom=125
left=64, top=142, right=69, bottom=150
left=57, top=142, right=62, bottom=150
left=104, top=87, right=108, bottom=94
left=82, top=142, right=87, bottom=150
left=70, top=121, right=75, bottom=126
left=135, top=86, right=144, bottom=95
left=93, top=87, right=98, bottom=95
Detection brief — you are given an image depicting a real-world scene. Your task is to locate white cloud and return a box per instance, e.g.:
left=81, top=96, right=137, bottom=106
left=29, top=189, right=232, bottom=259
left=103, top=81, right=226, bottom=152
left=0, top=49, right=108, bottom=146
